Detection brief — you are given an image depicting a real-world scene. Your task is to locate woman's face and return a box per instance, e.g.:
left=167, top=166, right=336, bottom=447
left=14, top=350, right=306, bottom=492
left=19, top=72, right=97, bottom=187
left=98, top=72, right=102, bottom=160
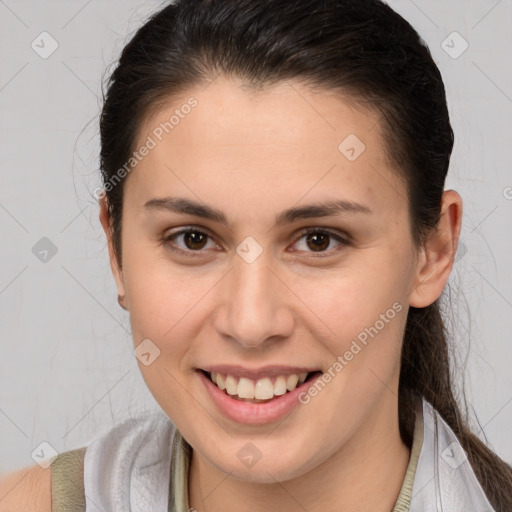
left=102, top=77, right=426, bottom=482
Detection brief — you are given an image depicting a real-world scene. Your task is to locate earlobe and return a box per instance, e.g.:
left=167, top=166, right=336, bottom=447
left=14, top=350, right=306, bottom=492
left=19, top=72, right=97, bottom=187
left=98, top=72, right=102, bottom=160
left=408, top=190, right=463, bottom=308
left=118, top=294, right=128, bottom=310
left=99, top=195, right=127, bottom=304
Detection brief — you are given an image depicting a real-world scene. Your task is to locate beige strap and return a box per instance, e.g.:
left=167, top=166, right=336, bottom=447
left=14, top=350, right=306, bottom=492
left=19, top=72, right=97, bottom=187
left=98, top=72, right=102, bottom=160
left=391, top=398, right=424, bottom=512
left=169, top=429, right=192, bottom=512
left=50, top=447, right=87, bottom=512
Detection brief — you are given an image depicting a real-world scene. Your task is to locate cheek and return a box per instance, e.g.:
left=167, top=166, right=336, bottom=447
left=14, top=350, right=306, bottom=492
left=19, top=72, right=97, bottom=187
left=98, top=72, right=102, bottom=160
left=123, top=255, right=204, bottom=420
left=296, top=248, right=410, bottom=404
left=121, top=240, right=202, bottom=337
left=121, top=245, right=222, bottom=413
left=300, top=250, right=410, bottom=342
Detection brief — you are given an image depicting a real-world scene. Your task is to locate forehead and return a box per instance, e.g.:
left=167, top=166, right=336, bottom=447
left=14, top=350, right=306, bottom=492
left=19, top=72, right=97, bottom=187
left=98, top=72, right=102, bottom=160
left=127, top=77, right=407, bottom=219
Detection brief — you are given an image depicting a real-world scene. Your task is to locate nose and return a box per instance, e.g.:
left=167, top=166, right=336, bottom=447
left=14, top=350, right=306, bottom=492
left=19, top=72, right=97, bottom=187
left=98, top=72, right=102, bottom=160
left=212, top=249, right=295, bottom=350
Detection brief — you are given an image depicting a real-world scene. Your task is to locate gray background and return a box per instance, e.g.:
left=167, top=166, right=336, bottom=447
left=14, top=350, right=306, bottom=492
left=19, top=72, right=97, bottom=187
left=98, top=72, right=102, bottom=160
left=0, top=0, right=511, bottom=473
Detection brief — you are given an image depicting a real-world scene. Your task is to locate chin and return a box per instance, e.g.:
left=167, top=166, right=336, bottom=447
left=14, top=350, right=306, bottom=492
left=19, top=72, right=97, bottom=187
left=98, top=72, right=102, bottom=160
left=201, top=441, right=320, bottom=484
left=221, top=461, right=307, bottom=484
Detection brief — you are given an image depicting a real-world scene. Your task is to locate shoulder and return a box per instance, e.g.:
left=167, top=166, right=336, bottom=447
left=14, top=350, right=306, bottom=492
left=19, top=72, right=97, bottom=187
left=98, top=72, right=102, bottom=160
left=0, top=464, right=51, bottom=512
left=0, top=412, right=174, bottom=512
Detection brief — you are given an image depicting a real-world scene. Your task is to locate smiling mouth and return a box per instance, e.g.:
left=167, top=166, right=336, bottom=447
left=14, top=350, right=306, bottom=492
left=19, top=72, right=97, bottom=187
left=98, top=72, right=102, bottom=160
left=201, top=370, right=322, bottom=403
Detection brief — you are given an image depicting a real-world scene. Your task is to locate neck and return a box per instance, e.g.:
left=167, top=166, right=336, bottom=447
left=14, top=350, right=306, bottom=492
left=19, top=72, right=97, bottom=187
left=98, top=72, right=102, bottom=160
left=187, top=393, right=412, bottom=512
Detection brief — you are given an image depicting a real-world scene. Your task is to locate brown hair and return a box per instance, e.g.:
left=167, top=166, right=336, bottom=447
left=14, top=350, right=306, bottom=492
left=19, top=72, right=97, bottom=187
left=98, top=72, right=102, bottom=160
left=98, top=1, right=512, bottom=508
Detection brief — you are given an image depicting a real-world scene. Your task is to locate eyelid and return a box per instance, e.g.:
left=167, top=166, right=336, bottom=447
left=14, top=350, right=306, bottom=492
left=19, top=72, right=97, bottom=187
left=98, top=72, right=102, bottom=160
left=294, top=226, right=351, bottom=244
left=289, top=226, right=351, bottom=257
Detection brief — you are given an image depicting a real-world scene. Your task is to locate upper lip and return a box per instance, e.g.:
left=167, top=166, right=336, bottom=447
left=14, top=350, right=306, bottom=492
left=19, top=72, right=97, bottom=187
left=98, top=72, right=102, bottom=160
left=199, top=365, right=321, bottom=380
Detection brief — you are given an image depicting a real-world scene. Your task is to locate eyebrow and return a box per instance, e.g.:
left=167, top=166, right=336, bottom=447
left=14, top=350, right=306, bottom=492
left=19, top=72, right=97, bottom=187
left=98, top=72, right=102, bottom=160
left=143, top=196, right=372, bottom=226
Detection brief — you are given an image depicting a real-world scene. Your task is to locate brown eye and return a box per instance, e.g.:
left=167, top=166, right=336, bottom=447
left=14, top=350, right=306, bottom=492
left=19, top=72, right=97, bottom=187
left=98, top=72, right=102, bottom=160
left=305, top=231, right=330, bottom=252
left=181, top=230, right=208, bottom=250
left=292, top=228, right=350, bottom=256
left=163, top=228, right=215, bottom=255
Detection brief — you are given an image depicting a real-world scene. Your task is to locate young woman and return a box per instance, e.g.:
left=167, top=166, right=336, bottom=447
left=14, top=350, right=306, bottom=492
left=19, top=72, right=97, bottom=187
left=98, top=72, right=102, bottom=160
left=1, top=0, right=511, bottom=510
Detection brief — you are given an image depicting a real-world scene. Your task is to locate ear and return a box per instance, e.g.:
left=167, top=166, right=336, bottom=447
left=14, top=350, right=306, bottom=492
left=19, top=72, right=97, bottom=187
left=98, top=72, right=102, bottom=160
left=409, top=190, right=463, bottom=308
left=99, top=194, right=126, bottom=302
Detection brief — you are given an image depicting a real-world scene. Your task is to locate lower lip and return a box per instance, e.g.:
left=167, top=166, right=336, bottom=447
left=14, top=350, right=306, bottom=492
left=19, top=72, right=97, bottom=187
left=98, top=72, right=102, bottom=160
left=198, top=370, right=321, bottom=425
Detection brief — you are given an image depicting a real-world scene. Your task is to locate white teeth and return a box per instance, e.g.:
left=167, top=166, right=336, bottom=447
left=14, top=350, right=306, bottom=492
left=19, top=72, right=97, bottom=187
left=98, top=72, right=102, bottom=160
left=216, top=373, right=226, bottom=391
left=286, top=374, right=299, bottom=391
left=225, top=375, right=238, bottom=395
left=254, top=377, right=274, bottom=400
left=209, top=371, right=310, bottom=400
left=238, top=377, right=255, bottom=399
left=274, top=376, right=287, bottom=396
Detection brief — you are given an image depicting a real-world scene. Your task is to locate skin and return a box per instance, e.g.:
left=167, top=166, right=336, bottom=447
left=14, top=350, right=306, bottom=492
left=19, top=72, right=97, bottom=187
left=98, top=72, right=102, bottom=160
left=0, top=465, right=51, bottom=511
left=97, top=76, right=462, bottom=512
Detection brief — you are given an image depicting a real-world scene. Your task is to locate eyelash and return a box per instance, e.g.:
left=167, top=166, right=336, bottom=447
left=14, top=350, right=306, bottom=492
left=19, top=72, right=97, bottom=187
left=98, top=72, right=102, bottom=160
left=162, top=226, right=351, bottom=258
